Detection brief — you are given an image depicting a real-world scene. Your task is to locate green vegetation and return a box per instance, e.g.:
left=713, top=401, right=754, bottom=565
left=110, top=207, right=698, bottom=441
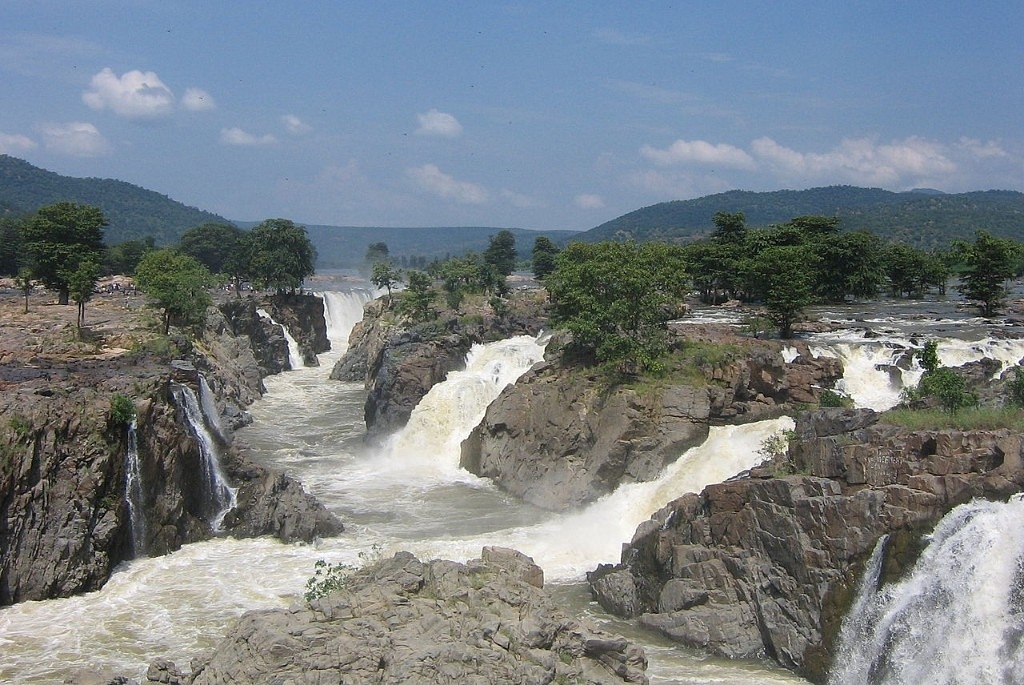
left=178, top=222, right=245, bottom=275
left=134, top=249, right=214, bottom=334
left=245, top=219, right=317, bottom=294
left=303, top=559, right=354, bottom=601
left=483, top=229, right=517, bottom=277
left=21, top=202, right=107, bottom=305
left=109, top=394, right=136, bottom=427
left=68, top=258, right=101, bottom=328
left=954, top=230, right=1021, bottom=317
left=882, top=406, right=1024, bottom=431
left=546, top=241, right=688, bottom=375
left=370, top=260, right=402, bottom=304
left=531, top=235, right=559, bottom=280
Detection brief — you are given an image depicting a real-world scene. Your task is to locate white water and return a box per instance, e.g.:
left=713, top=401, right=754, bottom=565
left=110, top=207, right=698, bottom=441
left=171, top=383, right=237, bottom=530
left=0, top=290, right=810, bottom=684
left=320, top=289, right=376, bottom=347
left=124, top=419, right=146, bottom=555
left=828, top=498, right=1024, bottom=684
left=257, top=307, right=305, bottom=369
left=198, top=375, right=229, bottom=444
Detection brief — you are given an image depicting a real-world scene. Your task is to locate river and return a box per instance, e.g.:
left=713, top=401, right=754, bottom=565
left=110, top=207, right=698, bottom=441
left=2, top=290, right=1023, bottom=683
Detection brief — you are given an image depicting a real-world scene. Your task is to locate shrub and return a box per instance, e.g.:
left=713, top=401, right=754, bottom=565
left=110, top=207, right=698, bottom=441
left=304, top=559, right=354, bottom=601
left=1007, top=369, right=1024, bottom=407
left=109, top=394, right=136, bottom=426
left=918, top=367, right=976, bottom=414
left=819, top=389, right=851, bottom=408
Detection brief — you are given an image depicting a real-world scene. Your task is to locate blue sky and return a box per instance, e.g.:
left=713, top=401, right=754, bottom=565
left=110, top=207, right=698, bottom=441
left=1, top=1, right=1021, bottom=232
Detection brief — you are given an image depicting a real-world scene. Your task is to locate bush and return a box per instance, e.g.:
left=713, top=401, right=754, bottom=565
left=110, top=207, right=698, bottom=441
left=109, top=394, right=136, bottom=426
left=918, top=367, right=976, bottom=414
left=819, top=389, right=851, bottom=408
left=1008, top=369, right=1024, bottom=407
left=304, top=559, right=354, bottom=601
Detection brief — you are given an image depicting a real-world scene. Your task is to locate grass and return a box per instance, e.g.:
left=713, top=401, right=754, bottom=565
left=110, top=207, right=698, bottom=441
left=881, top=406, right=1024, bottom=431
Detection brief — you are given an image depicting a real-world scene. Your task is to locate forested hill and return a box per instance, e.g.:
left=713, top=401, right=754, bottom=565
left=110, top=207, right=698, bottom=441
left=0, top=155, right=229, bottom=246
left=584, top=186, right=1024, bottom=249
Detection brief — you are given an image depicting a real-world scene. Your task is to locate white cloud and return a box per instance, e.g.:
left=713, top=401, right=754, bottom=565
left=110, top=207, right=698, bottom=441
left=407, top=164, right=488, bottom=204
left=181, top=87, right=216, bottom=112
left=82, top=68, right=175, bottom=118
left=37, top=122, right=110, bottom=156
left=415, top=109, right=463, bottom=138
left=500, top=189, right=544, bottom=209
left=220, top=127, right=278, bottom=147
left=281, top=114, right=312, bottom=135
left=575, top=193, right=605, bottom=209
left=0, top=132, right=37, bottom=154
left=751, top=136, right=957, bottom=186
left=640, top=139, right=756, bottom=170
left=958, top=137, right=1008, bottom=159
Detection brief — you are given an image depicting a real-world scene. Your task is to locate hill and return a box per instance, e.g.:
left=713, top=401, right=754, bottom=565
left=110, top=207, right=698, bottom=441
left=583, top=186, right=1024, bottom=249
left=0, top=155, right=230, bottom=246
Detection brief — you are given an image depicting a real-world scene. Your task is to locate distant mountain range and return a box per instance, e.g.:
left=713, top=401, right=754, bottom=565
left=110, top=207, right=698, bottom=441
left=3, top=155, right=1023, bottom=267
left=586, top=186, right=1024, bottom=249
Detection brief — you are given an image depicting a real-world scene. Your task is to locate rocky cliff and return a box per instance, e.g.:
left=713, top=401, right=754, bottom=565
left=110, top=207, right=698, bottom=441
left=461, top=332, right=842, bottom=511
left=263, top=293, right=330, bottom=366
left=0, top=295, right=340, bottom=606
left=333, top=292, right=547, bottom=438
left=587, top=408, right=1024, bottom=683
left=145, top=547, right=649, bottom=685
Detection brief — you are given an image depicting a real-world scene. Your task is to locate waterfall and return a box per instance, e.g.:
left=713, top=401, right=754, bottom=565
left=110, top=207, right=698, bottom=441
left=320, top=289, right=376, bottom=351
left=198, top=375, right=228, bottom=444
left=171, top=383, right=237, bottom=530
left=828, top=498, right=1024, bottom=685
left=380, top=334, right=548, bottom=480
left=256, top=308, right=304, bottom=370
left=124, top=418, right=146, bottom=555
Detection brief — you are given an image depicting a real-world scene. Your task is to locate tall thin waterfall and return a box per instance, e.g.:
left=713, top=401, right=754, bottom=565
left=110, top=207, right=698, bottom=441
left=828, top=498, right=1024, bottom=684
left=256, top=308, right=304, bottom=369
left=124, top=418, right=146, bottom=555
left=171, top=383, right=237, bottom=530
left=320, top=289, right=376, bottom=351
left=198, top=375, right=228, bottom=444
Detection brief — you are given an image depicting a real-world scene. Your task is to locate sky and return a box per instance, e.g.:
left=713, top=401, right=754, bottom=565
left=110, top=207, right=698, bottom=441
left=1, top=1, right=1021, bottom=232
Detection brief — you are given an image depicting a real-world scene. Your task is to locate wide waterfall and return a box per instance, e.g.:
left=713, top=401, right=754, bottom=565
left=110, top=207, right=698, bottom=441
left=171, top=381, right=236, bottom=530
left=320, top=289, right=376, bottom=348
left=828, top=498, right=1024, bottom=684
left=124, top=418, right=146, bottom=555
left=257, top=307, right=304, bottom=369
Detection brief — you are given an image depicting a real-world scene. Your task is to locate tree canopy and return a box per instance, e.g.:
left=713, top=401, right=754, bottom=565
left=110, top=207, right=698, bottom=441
left=546, top=241, right=688, bottom=374
left=21, top=202, right=107, bottom=304
left=483, top=230, right=517, bottom=277
left=134, top=249, right=214, bottom=334
left=246, top=218, right=317, bottom=294
left=179, top=222, right=244, bottom=274
left=531, top=236, right=559, bottom=280
left=955, top=230, right=1020, bottom=316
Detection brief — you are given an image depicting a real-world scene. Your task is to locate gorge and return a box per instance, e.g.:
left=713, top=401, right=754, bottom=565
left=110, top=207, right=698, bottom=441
left=1, top=284, right=1023, bottom=684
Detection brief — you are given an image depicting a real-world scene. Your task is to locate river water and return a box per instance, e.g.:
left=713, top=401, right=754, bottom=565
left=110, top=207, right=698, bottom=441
left=2, top=291, right=1023, bottom=683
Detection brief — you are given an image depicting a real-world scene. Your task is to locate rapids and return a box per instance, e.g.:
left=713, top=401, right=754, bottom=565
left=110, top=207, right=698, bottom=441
left=11, top=291, right=1020, bottom=684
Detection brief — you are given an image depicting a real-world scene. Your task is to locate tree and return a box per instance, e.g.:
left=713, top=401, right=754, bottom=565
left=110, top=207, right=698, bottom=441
left=484, top=230, right=517, bottom=277
left=0, top=217, right=24, bottom=277
left=14, top=268, right=32, bottom=314
left=812, top=230, right=884, bottom=302
left=179, top=223, right=244, bottom=274
left=22, top=202, right=106, bottom=304
left=711, top=211, right=746, bottom=243
left=134, top=249, right=214, bottom=334
left=531, top=236, right=559, bottom=280
left=546, top=241, right=688, bottom=375
left=246, top=219, right=317, bottom=294
left=955, top=230, right=1020, bottom=317
left=365, top=242, right=390, bottom=264
left=68, top=259, right=100, bottom=328
left=396, top=270, right=436, bottom=322
left=104, top=237, right=155, bottom=276
left=754, top=245, right=816, bottom=338
left=371, top=260, right=402, bottom=304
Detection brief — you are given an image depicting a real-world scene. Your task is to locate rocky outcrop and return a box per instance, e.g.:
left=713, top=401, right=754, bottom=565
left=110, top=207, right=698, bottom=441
left=145, top=547, right=648, bottom=685
left=334, top=294, right=547, bottom=438
left=587, top=408, right=1024, bottom=683
left=264, top=293, right=330, bottom=366
left=461, top=336, right=842, bottom=511
left=215, top=298, right=290, bottom=379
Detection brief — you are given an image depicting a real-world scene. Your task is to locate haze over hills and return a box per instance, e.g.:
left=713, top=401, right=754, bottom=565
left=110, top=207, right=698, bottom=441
left=3, top=155, right=1023, bottom=268
left=584, top=186, right=1024, bottom=249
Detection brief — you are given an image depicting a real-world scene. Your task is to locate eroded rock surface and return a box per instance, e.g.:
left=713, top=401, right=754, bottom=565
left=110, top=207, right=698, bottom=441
left=146, top=547, right=648, bottom=685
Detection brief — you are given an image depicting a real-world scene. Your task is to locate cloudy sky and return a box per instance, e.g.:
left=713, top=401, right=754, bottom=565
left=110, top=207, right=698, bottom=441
left=1, top=1, right=1021, bottom=231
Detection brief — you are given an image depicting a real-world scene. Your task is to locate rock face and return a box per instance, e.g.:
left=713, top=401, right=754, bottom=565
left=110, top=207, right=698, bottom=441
left=334, top=295, right=546, bottom=439
left=461, top=337, right=842, bottom=511
left=265, top=293, right=330, bottom=366
left=146, top=547, right=648, bottom=685
left=587, top=408, right=1024, bottom=683
left=0, top=297, right=341, bottom=606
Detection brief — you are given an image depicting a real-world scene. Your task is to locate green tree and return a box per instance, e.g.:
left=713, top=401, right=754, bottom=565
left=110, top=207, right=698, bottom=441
left=179, top=222, right=244, bottom=274
left=247, top=219, right=317, bottom=294
left=14, top=268, right=33, bottom=314
left=917, top=367, right=976, bottom=414
left=396, top=270, right=436, bottom=322
left=0, top=216, right=24, bottom=277
left=955, top=230, right=1020, bottom=317
left=711, top=211, right=746, bottom=243
left=365, top=241, right=390, bottom=264
left=134, top=249, right=214, bottom=334
left=22, top=202, right=106, bottom=304
left=104, top=237, right=155, bottom=276
left=531, top=236, right=559, bottom=280
left=68, top=259, right=101, bottom=328
left=546, top=241, right=688, bottom=375
left=812, top=230, right=884, bottom=302
left=753, top=245, right=816, bottom=338
left=483, top=230, right=517, bottom=277
left=371, top=260, right=402, bottom=304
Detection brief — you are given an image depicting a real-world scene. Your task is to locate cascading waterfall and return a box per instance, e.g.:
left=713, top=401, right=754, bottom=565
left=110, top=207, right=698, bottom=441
left=320, top=289, right=376, bottom=350
left=257, top=307, right=304, bottom=369
left=828, top=498, right=1024, bottom=685
left=171, top=382, right=237, bottom=530
left=124, top=418, right=146, bottom=555
left=198, top=375, right=229, bottom=444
